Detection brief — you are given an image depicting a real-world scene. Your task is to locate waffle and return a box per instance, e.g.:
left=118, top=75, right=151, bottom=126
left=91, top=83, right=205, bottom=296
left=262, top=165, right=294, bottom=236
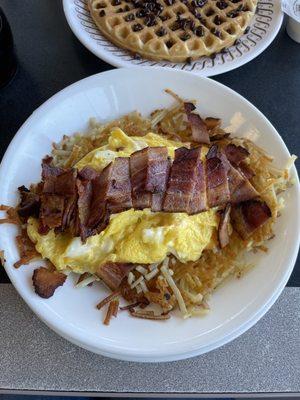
left=88, top=0, right=258, bottom=62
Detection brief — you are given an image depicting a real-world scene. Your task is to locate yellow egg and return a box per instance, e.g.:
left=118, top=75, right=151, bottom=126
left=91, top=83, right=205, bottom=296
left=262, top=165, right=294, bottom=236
left=75, top=128, right=183, bottom=172
left=27, top=209, right=219, bottom=275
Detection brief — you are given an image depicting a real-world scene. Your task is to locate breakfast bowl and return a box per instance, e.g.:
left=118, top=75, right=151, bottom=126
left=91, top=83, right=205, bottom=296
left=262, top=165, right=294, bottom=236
left=0, top=67, right=299, bottom=362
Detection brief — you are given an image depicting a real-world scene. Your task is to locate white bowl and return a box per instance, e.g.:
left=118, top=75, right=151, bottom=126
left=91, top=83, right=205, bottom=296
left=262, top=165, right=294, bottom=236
left=0, top=67, right=299, bottom=362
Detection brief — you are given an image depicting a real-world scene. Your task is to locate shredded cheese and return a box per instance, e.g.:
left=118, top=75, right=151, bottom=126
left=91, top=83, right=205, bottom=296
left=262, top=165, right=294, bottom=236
left=136, top=265, right=148, bottom=275
left=285, top=154, right=297, bottom=174
left=75, top=276, right=98, bottom=288
left=145, top=268, right=159, bottom=281
left=161, top=265, right=187, bottom=316
left=149, top=263, right=159, bottom=271
left=136, top=285, right=142, bottom=294
left=162, top=257, right=169, bottom=268
left=140, top=280, right=149, bottom=293
left=184, top=291, right=203, bottom=304
left=127, top=272, right=135, bottom=285
left=131, top=276, right=144, bottom=289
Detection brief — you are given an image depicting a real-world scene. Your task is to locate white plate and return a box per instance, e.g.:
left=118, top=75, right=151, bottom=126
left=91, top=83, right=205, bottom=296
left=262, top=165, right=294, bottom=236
left=0, top=68, right=299, bottom=362
left=63, top=0, right=283, bottom=77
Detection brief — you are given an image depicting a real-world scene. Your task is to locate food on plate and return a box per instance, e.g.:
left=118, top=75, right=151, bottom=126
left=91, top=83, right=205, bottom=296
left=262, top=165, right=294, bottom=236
left=0, top=90, right=295, bottom=325
left=32, top=267, right=67, bottom=299
left=88, top=0, right=258, bottom=62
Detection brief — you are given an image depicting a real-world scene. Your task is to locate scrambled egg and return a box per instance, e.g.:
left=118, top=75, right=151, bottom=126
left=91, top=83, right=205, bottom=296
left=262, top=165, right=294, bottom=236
left=28, top=129, right=219, bottom=274
left=76, top=128, right=182, bottom=171
left=27, top=209, right=218, bottom=274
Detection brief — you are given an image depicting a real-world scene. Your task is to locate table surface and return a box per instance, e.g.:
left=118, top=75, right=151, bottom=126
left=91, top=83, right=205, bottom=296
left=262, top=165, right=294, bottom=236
left=0, top=0, right=299, bottom=396
left=0, top=285, right=299, bottom=396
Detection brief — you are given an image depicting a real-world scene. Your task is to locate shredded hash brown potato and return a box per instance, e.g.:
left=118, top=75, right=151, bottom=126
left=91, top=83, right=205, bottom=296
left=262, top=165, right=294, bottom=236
left=1, top=90, right=296, bottom=321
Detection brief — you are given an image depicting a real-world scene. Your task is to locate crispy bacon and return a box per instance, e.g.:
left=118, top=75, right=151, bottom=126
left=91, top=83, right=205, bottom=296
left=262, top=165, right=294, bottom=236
left=75, top=167, right=100, bottom=240
left=32, top=267, right=66, bottom=298
left=106, top=158, right=132, bottom=213
left=40, top=194, right=65, bottom=229
left=78, top=166, right=99, bottom=180
left=204, top=117, right=221, bottom=131
left=147, top=149, right=170, bottom=212
left=43, top=169, right=77, bottom=196
left=231, top=200, right=272, bottom=239
left=184, top=103, right=210, bottom=144
left=163, top=147, right=203, bottom=212
left=218, top=204, right=231, bottom=248
left=130, top=147, right=152, bottom=209
left=238, top=161, right=255, bottom=180
left=225, top=144, right=249, bottom=166
left=41, top=156, right=64, bottom=179
left=145, top=148, right=169, bottom=192
left=96, top=262, right=135, bottom=291
left=227, top=163, right=258, bottom=204
left=39, top=166, right=78, bottom=232
left=205, top=145, right=230, bottom=207
left=75, top=178, right=93, bottom=240
left=17, top=186, right=40, bottom=219
left=88, top=158, right=132, bottom=231
left=188, top=159, right=207, bottom=214
left=210, top=132, right=231, bottom=141
left=130, top=147, right=169, bottom=210
left=14, top=227, right=40, bottom=268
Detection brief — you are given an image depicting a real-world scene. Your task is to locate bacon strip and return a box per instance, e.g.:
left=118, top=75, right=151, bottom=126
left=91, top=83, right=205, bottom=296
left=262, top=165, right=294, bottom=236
left=43, top=169, right=77, bottom=196
left=41, top=156, right=64, bottom=179
left=78, top=166, right=99, bottom=181
left=238, top=161, right=255, bottom=180
left=96, top=262, right=135, bottom=291
left=32, top=267, right=66, bottom=298
left=225, top=144, right=249, bottom=166
left=231, top=200, right=272, bottom=239
left=17, top=186, right=40, bottom=219
left=163, top=147, right=204, bottom=212
left=130, top=148, right=152, bottom=209
left=88, top=158, right=132, bottom=231
left=205, top=145, right=230, bottom=207
left=130, top=147, right=170, bottom=211
left=184, top=103, right=210, bottom=144
left=40, top=165, right=78, bottom=232
left=76, top=179, right=93, bottom=239
left=188, top=158, right=207, bottom=214
left=75, top=169, right=99, bottom=240
left=218, top=204, right=231, bottom=248
left=227, top=164, right=258, bottom=204
left=204, top=117, right=221, bottom=131
left=147, top=148, right=170, bottom=212
left=40, top=194, right=65, bottom=229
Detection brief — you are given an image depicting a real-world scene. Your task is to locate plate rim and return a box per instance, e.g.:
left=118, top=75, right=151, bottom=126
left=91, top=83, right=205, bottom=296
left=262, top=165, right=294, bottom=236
left=0, top=67, right=299, bottom=362
left=62, top=0, right=283, bottom=77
